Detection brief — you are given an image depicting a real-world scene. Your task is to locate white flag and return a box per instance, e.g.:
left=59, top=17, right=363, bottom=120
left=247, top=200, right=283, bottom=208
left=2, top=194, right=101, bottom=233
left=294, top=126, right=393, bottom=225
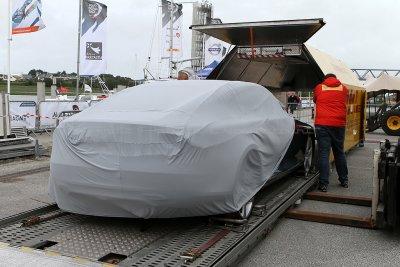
left=80, top=0, right=108, bottom=76
left=161, top=0, right=183, bottom=60
left=12, top=0, right=46, bottom=35
left=204, top=36, right=230, bottom=67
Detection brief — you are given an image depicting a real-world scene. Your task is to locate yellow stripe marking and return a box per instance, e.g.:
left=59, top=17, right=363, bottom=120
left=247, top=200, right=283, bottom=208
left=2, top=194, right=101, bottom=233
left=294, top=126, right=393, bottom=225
left=20, top=246, right=34, bottom=253
left=0, top=242, right=9, bottom=248
left=74, top=256, right=90, bottom=264
left=45, top=251, right=61, bottom=257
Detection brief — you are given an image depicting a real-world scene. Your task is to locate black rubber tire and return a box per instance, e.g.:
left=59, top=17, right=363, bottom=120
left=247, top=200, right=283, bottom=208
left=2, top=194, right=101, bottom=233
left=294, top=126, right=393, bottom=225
left=382, top=110, right=400, bottom=136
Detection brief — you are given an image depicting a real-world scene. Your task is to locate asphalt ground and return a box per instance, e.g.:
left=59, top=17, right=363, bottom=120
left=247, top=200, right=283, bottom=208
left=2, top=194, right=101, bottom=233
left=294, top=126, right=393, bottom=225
left=240, top=131, right=400, bottom=266
left=0, top=132, right=399, bottom=266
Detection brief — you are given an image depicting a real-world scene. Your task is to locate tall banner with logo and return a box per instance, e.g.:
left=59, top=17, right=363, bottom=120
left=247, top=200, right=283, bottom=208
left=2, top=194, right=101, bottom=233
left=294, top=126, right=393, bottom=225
left=161, top=0, right=183, bottom=60
left=12, top=0, right=46, bottom=34
left=80, top=0, right=108, bottom=76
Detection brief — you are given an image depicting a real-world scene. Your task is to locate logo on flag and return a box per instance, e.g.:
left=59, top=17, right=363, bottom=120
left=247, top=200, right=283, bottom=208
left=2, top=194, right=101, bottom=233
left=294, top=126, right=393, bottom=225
left=208, top=44, right=222, bottom=56
left=12, top=0, right=46, bottom=35
left=82, top=1, right=107, bottom=36
left=86, top=42, right=103, bottom=60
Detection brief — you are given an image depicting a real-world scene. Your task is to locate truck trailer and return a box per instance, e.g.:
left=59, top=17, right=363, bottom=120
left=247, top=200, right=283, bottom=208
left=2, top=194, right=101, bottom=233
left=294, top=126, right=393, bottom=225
left=0, top=19, right=370, bottom=266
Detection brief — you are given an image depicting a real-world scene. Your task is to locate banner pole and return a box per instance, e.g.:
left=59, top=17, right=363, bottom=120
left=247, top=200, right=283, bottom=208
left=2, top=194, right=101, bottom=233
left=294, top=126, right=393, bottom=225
left=7, top=0, right=12, bottom=95
left=76, top=0, right=83, bottom=100
left=169, top=0, right=174, bottom=78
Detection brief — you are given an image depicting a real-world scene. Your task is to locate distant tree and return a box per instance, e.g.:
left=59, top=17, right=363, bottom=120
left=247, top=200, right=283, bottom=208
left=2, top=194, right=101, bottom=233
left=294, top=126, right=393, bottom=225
left=28, top=69, right=37, bottom=77
left=44, top=78, right=52, bottom=87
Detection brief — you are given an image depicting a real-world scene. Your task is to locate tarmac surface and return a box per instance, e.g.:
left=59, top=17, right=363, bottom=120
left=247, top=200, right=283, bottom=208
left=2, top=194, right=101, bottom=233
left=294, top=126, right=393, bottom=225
left=240, top=131, right=400, bottom=266
left=0, top=130, right=399, bottom=266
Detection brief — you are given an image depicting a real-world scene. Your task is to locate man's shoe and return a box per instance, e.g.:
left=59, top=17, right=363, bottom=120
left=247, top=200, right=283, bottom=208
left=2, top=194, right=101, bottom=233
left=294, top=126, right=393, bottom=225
left=318, top=184, right=328, bottom=192
left=340, top=181, right=349, bottom=188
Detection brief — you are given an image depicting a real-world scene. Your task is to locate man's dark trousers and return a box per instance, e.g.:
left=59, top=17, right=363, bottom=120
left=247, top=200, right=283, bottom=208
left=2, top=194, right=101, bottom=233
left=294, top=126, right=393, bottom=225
left=316, top=125, right=348, bottom=186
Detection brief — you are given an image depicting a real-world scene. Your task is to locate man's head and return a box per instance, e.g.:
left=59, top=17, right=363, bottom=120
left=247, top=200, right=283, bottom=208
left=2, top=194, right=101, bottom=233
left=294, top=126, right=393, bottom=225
left=324, top=73, right=337, bottom=80
left=178, top=71, right=189, bottom=80
left=177, top=67, right=197, bottom=80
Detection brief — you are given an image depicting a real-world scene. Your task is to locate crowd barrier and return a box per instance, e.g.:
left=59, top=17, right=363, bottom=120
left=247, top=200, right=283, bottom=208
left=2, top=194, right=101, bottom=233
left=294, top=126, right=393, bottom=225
left=9, top=98, right=314, bottom=133
left=8, top=100, right=98, bottom=131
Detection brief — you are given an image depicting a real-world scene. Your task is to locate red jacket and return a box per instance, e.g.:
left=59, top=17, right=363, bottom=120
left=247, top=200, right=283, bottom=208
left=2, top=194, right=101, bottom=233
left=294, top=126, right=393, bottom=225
left=313, top=77, right=348, bottom=127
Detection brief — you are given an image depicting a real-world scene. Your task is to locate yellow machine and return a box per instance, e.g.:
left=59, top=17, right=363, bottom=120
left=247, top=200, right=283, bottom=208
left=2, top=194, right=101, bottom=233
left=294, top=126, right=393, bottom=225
left=344, top=86, right=367, bottom=151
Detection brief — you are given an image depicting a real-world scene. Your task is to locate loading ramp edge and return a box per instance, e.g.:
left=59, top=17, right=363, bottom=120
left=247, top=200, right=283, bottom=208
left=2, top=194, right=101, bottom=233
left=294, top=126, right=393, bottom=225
left=212, top=172, right=318, bottom=267
left=0, top=172, right=319, bottom=267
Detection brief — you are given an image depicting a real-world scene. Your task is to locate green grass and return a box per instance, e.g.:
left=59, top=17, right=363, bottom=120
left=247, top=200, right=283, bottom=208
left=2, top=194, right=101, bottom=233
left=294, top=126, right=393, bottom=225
left=0, top=84, right=104, bottom=96
left=0, top=84, right=51, bottom=95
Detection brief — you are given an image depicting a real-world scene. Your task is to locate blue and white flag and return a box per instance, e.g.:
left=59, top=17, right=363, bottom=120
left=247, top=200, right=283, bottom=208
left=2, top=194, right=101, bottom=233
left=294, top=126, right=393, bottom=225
left=80, top=0, right=108, bottom=76
left=12, top=0, right=46, bottom=34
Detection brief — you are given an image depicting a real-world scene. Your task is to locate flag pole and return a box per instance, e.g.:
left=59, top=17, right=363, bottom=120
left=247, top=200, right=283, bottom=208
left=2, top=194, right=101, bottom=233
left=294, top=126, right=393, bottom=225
left=76, top=0, right=83, bottom=100
left=7, top=0, right=12, bottom=95
left=169, top=0, right=174, bottom=78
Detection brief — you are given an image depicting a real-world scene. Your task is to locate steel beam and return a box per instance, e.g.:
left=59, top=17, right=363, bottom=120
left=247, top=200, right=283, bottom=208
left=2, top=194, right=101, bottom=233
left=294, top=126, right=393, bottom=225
left=304, top=191, right=372, bottom=207
left=351, top=68, right=400, bottom=80
left=285, top=209, right=373, bottom=229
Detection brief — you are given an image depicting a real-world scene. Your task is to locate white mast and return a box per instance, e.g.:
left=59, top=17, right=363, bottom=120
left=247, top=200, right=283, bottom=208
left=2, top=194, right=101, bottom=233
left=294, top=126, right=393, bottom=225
left=168, top=0, right=174, bottom=78
left=7, top=0, right=12, bottom=95
left=76, top=0, right=83, bottom=99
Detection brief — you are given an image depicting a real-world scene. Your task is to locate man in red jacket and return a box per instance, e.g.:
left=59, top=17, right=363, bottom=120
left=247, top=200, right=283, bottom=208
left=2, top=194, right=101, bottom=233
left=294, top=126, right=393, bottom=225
left=314, top=73, right=349, bottom=192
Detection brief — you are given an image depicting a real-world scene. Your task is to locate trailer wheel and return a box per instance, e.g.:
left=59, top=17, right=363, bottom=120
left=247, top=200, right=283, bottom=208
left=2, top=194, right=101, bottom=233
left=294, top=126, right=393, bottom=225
left=383, top=111, right=400, bottom=136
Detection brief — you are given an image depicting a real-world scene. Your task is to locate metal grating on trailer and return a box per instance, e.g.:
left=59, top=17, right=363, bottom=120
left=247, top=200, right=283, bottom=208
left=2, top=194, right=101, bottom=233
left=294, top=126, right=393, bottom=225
left=0, top=211, right=84, bottom=247
left=0, top=172, right=319, bottom=266
left=124, top=224, right=244, bottom=267
left=47, top=217, right=171, bottom=260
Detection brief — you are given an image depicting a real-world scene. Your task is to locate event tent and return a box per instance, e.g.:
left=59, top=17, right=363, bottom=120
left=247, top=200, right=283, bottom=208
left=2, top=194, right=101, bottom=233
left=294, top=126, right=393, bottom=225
left=366, top=73, right=400, bottom=93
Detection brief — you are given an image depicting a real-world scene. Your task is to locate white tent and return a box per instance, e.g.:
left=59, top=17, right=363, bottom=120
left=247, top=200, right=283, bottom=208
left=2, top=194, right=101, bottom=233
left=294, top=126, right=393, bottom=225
left=366, top=73, right=400, bottom=93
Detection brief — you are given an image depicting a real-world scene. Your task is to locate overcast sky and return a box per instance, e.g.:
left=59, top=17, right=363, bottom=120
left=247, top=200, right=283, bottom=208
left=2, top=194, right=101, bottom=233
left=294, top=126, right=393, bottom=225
left=0, top=0, right=399, bottom=79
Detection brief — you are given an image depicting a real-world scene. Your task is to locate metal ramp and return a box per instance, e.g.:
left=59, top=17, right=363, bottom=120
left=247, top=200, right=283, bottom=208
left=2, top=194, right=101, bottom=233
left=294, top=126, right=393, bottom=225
left=285, top=191, right=374, bottom=229
left=285, top=144, right=380, bottom=230
left=0, top=172, right=319, bottom=266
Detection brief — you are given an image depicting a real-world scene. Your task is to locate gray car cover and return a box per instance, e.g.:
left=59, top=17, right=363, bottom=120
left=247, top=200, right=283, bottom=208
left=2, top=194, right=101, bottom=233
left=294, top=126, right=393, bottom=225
left=49, top=80, right=295, bottom=218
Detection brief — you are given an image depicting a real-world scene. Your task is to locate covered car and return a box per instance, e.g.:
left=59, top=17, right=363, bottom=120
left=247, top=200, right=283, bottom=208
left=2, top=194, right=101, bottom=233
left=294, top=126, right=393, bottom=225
left=49, top=80, right=307, bottom=219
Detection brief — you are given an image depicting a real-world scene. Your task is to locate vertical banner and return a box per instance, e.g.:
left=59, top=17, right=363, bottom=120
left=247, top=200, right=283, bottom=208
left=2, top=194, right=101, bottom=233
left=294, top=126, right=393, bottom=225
left=197, top=37, right=230, bottom=78
left=204, top=36, right=229, bottom=67
left=80, top=0, right=108, bottom=76
left=12, top=0, right=46, bottom=34
left=161, top=0, right=183, bottom=60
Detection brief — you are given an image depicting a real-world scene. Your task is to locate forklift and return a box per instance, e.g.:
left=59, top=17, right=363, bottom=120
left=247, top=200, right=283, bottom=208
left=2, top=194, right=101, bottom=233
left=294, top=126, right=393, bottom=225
left=367, top=89, right=400, bottom=136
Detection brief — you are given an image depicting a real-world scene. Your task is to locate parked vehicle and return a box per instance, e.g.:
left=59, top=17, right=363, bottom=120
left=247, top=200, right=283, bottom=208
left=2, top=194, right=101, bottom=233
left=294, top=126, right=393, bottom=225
left=49, top=76, right=314, bottom=219
left=367, top=89, right=400, bottom=135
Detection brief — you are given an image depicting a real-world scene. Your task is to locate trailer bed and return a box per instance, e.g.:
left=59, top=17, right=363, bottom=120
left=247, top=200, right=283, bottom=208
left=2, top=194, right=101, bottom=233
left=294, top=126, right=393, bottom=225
left=0, top=172, right=318, bottom=266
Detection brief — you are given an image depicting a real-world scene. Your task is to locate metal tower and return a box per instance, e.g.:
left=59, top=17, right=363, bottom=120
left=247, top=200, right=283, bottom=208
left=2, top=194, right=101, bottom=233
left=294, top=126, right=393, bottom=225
left=191, top=1, right=213, bottom=72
